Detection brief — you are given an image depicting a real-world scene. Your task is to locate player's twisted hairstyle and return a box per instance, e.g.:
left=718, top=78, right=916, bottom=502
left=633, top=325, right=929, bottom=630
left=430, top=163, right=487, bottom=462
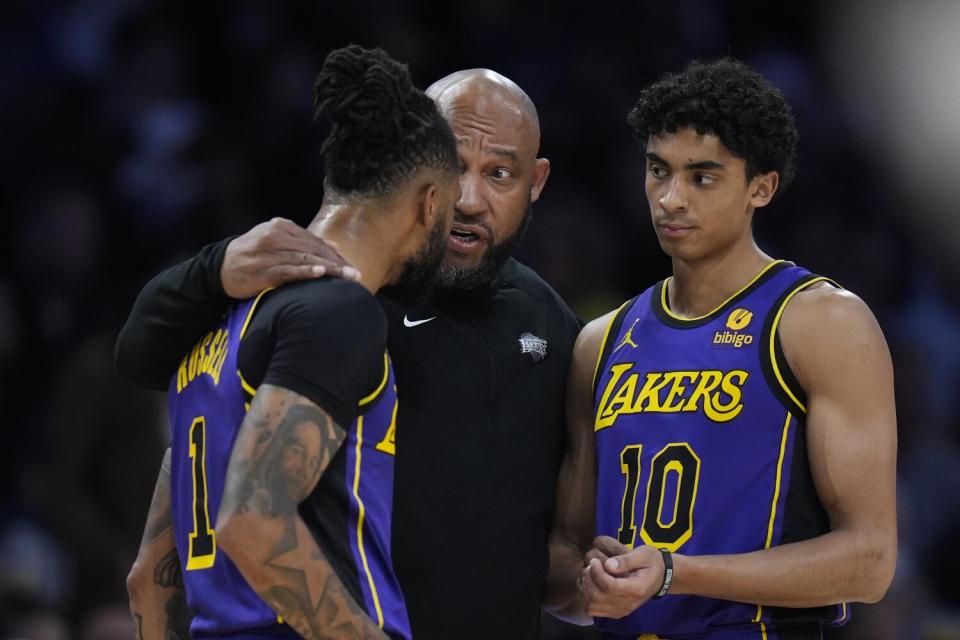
left=627, top=57, right=798, bottom=192
left=314, top=45, right=457, bottom=196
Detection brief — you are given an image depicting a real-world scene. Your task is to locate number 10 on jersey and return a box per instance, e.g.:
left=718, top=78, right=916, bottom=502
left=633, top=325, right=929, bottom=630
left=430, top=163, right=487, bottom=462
left=618, top=442, right=701, bottom=552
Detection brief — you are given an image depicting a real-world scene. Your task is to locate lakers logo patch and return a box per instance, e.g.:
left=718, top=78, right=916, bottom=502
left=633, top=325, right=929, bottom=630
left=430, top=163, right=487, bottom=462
left=519, top=332, right=548, bottom=362
left=726, top=307, right=753, bottom=330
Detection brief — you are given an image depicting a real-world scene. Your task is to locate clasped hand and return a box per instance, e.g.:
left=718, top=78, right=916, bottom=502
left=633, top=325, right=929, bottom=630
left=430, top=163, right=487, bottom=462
left=577, top=536, right=667, bottom=619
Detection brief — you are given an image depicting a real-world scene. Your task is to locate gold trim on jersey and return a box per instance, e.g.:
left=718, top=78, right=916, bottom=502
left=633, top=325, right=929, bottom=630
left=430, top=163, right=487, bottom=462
left=239, top=287, right=275, bottom=340
left=753, top=410, right=793, bottom=626
left=592, top=298, right=635, bottom=392
left=359, top=351, right=390, bottom=407
left=237, top=370, right=257, bottom=412
left=767, top=277, right=833, bottom=414
left=765, top=410, right=792, bottom=548
left=237, top=370, right=257, bottom=398
left=352, top=414, right=385, bottom=628
left=660, top=260, right=786, bottom=321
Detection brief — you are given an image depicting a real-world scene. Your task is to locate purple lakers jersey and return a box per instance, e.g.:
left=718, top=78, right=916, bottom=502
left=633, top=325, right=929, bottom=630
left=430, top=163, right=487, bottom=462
left=167, top=288, right=411, bottom=639
left=592, top=261, right=848, bottom=639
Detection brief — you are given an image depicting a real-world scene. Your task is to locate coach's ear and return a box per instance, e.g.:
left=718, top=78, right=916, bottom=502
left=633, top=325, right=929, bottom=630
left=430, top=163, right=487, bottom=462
left=530, top=157, right=551, bottom=204
left=749, top=171, right=779, bottom=209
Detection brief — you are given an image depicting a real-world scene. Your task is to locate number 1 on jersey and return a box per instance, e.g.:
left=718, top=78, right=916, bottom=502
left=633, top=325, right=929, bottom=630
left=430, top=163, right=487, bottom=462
left=618, top=445, right=643, bottom=547
left=186, top=416, right=216, bottom=569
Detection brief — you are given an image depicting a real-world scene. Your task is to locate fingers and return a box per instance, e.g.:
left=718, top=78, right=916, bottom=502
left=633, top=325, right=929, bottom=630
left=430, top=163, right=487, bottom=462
left=270, top=221, right=345, bottom=261
left=325, top=264, right=362, bottom=282
left=580, top=554, right=660, bottom=619
left=585, top=547, right=610, bottom=566
left=586, top=558, right=619, bottom=593
left=593, top=536, right=629, bottom=557
left=580, top=560, right=630, bottom=619
left=591, top=536, right=636, bottom=576
left=223, top=218, right=362, bottom=299
left=273, top=251, right=361, bottom=281
left=261, top=220, right=357, bottom=277
left=604, top=545, right=660, bottom=576
left=259, top=218, right=325, bottom=256
left=267, top=265, right=325, bottom=282
left=266, top=228, right=329, bottom=257
left=579, top=559, right=609, bottom=609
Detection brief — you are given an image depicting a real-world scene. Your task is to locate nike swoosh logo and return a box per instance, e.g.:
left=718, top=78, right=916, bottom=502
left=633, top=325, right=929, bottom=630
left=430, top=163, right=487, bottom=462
left=403, top=315, right=436, bottom=327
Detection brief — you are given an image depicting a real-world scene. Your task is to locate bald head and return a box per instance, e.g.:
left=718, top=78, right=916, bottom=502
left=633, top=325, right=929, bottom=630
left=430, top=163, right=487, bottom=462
left=426, top=69, right=541, bottom=158
left=423, top=69, right=551, bottom=293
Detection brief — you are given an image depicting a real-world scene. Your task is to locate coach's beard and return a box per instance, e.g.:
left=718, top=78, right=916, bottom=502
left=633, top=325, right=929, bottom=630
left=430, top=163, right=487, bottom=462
left=436, top=205, right=533, bottom=294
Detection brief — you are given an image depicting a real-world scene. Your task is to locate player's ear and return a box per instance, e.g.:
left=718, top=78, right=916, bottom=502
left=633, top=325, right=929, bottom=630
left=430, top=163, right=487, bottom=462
left=530, top=157, right=551, bottom=204
left=417, top=181, right=441, bottom=230
left=749, top=171, right=779, bottom=209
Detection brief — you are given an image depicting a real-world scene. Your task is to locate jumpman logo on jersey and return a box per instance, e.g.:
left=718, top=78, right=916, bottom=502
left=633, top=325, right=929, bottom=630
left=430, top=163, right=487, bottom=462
left=614, top=319, right=640, bottom=353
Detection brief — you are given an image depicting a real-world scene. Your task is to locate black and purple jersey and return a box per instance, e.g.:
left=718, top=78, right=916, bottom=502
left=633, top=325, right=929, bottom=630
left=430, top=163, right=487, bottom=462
left=592, top=261, right=848, bottom=640
left=167, top=279, right=411, bottom=639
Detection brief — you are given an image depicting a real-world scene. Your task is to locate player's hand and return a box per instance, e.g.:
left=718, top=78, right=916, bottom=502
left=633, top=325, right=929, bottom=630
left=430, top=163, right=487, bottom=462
left=579, top=536, right=666, bottom=619
left=221, top=217, right=361, bottom=299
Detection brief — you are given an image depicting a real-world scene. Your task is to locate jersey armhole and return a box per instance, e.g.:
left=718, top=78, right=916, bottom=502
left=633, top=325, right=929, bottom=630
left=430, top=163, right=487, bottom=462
left=760, top=276, right=840, bottom=416
left=591, top=296, right=639, bottom=397
left=235, top=287, right=276, bottom=408
left=358, top=351, right=390, bottom=412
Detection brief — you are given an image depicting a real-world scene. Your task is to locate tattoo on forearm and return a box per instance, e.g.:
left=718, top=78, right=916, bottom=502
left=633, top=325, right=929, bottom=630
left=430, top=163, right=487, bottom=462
left=154, top=548, right=184, bottom=589
left=263, top=581, right=383, bottom=640
left=220, top=387, right=383, bottom=638
left=164, top=590, right=192, bottom=640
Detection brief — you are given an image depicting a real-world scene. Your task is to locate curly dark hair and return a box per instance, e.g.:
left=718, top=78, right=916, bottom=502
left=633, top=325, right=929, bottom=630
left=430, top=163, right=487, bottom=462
left=627, top=57, right=798, bottom=192
left=313, top=45, right=457, bottom=196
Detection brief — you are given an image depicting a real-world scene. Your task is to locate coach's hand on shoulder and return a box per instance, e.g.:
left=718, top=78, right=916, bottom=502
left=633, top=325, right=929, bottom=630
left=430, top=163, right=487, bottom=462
left=221, top=217, right=361, bottom=299
left=579, top=536, right=666, bottom=618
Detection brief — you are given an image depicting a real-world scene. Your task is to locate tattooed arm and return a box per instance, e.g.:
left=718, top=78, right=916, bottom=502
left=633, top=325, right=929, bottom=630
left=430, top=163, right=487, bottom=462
left=216, top=384, right=386, bottom=639
left=127, top=449, right=192, bottom=640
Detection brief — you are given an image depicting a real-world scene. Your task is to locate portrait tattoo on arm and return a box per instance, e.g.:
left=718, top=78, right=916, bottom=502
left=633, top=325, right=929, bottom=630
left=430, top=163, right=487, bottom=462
left=219, top=384, right=385, bottom=639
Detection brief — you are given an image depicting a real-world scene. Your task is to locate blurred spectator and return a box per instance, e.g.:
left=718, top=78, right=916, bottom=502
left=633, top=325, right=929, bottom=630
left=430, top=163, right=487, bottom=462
left=27, top=333, right=166, bottom=628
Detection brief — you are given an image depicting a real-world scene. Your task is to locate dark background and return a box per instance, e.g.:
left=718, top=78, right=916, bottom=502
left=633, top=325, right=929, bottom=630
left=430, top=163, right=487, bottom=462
left=2, top=1, right=959, bottom=638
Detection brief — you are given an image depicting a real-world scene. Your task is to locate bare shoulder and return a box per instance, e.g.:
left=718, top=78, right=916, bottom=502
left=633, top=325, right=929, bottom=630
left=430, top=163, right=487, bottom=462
left=574, top=308, right=620, bottom=366
left=781, top=282, right=882, bottom=339
left=779, top=282, right=891, bottom=390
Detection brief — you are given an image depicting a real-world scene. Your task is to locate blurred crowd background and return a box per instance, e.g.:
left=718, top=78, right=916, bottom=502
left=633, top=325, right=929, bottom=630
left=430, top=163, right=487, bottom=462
left=2, top=1, right=959, bottom=638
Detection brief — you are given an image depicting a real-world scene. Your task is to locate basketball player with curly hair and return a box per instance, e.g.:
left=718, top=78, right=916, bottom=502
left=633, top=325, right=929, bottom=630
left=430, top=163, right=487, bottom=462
left=545, top=58, right=897, bottom=640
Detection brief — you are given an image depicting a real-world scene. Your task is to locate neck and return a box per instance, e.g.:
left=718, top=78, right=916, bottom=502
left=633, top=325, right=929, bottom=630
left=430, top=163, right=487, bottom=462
left=308, top=200, right=399, bottom=294
left=667, top=237, right=773, bottom=318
